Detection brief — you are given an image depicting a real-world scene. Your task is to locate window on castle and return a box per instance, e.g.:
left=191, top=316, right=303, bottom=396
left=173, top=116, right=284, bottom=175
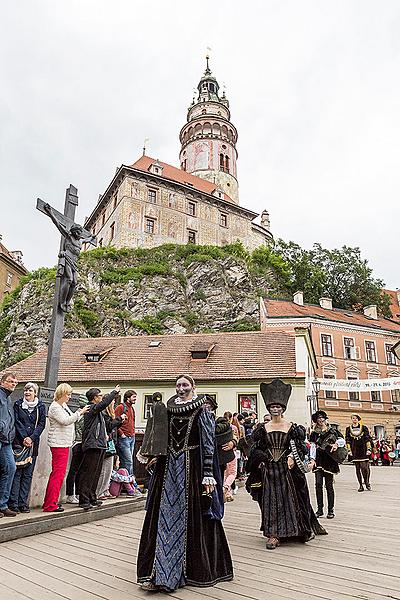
left=145, top=218, right=155, bottom=234
left=219, top=153, right=224, bottom=170
left=225, top=156, right=230, bottom=173
left=188, top=201, right=196, bottom=216
left=110, top=222, right=115, bottom=241
left=6, top=273, right=13, bottom=286
left=101, top=212, right=105, bottom=227
left=220, top=213, right=228, bottom=227
left=147, top=189, right=157, bottom=203
left=113, top=195, right=117, bottom=211
left=188, top=230, right=196, bottom=244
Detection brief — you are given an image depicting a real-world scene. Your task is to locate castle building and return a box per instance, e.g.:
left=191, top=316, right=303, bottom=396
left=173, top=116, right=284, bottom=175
left=84, top=59, right=272, bottom=251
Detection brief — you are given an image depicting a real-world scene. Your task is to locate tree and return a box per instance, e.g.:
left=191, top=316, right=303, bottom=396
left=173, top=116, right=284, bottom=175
left=274, top=240, right=392, bottom=318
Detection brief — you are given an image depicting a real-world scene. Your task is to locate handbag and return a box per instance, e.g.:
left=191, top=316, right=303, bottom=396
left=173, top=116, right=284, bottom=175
left=13, top=406, right=39, bottom=468
left=319, top=430, right=348, bottom=464
left=106, top=438, right=117, bottom=456
left=13, top=444, right=34, bottom=468
left=330, top=446, right=348, bottom=464
left=289, top=439, right=312, bottom=474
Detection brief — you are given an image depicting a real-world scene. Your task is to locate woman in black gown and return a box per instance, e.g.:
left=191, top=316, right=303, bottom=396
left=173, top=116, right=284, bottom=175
left=137, top=374, right=233, bottom=591
left=246, top=379, right=326, bottom=549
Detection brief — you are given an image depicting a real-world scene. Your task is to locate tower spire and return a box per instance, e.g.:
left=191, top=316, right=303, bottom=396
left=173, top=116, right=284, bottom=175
left=178, top=59, right=239, bottom=204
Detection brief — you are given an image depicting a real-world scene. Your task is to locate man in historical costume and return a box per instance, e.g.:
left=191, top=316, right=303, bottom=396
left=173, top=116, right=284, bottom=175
left=309, top=410, right=346, bottom=519
left=137, top=375, right=233, bottom=592
left=346, top=413, right=373, bottom=489
left=246, top=379, right=327, bottom=550
left=345, top=414, right=372, bottom=491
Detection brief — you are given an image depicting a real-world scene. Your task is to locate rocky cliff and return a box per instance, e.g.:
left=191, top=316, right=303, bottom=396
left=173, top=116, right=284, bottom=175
left=0, top=242, right=291, bottom=367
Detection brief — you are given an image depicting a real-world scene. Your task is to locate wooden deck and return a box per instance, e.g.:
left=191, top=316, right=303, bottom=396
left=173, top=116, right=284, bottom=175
left=0, top=465, right=398, bottom=600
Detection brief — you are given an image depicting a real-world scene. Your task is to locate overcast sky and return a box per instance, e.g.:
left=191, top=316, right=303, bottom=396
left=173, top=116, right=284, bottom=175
left=1, top=1, right=399, bottom=289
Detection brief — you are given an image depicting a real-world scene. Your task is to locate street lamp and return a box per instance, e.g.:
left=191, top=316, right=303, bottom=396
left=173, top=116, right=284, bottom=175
left=312, top=378, right=321, bottom=411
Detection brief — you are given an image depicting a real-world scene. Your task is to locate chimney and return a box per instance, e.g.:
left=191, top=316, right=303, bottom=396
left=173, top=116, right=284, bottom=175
left=363, top=305, right=378, bottom=320
left=293, top=291, right=304, bottom=306
left=319, top=297, right=332, bottom=310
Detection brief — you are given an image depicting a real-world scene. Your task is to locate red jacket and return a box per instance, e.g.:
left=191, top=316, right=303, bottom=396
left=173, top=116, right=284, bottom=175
left=115, top=402, right=135, bottom=437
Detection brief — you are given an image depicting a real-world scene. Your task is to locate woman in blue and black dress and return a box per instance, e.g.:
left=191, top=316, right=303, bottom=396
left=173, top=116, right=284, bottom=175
left=246, top=379, right=326, bottom=550
left=137, top=374, right=233, bottom=592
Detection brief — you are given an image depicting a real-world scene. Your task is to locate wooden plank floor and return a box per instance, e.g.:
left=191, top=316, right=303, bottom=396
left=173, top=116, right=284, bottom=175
left=0, top=465, right=398, bottom=600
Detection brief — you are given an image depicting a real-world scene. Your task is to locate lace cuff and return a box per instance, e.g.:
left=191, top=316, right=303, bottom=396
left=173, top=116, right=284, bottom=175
left=136, top=449, right=148, bottom=464
left=202, top=476, right=217, bottom=486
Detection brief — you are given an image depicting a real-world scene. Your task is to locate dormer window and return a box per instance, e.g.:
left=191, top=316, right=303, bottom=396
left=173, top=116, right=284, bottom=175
left=84, top=353, right=101, bottom=363
left=190, top=343, right=215, bottom=360
left=149, top=161, right=163, bottom=176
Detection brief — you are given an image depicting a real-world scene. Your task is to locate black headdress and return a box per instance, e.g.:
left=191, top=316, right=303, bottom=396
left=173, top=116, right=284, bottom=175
left=311, top=410, right=328, bottom=423
left=260, top=379, right=292, bottom=411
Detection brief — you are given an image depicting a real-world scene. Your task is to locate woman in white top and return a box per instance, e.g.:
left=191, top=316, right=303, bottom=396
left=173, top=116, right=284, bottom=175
left=43, top=383, right=90, bottom=512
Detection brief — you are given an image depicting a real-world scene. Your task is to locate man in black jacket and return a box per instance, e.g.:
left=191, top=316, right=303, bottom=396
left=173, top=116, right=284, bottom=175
left=0, top=372, right=18, bottom=517
left=77, top=384, right=120, bottom=510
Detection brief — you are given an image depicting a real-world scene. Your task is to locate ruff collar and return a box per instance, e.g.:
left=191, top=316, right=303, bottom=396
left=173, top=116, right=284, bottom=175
left=167, top=394, right=207, bottom=414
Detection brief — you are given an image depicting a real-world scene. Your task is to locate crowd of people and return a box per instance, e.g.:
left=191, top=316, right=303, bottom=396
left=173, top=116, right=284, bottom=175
left=0, top=372, right=144, bottom=518
left=0, top=369, right=399, bottom=593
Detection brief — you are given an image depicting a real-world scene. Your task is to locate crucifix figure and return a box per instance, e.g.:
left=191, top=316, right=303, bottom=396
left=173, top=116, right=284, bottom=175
left=36, top=185, right=96, bottom=389
left=37, top=189, right=96, bottom=312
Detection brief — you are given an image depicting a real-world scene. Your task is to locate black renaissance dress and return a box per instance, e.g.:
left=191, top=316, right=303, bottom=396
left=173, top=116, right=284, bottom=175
left=137, top=395, right=233, bottom=591
left=246, top=424, right=326, bottom=541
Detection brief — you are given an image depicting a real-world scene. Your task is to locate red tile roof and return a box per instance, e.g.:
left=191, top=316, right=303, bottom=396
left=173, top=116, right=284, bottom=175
left=131, top=155, right=234, bottom=203
left=264, top=298, right=400, bottom=334
left=383, top=289, right=400, bottom=322
left=6, top=331, right=298, bottom=384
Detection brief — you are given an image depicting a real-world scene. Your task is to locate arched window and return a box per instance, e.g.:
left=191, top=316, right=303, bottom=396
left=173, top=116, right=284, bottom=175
left=225, top=155, right=230, bottom=173
left=203, top=122, right=212, bottom=135
left=219, top=154, right=224, bottom=170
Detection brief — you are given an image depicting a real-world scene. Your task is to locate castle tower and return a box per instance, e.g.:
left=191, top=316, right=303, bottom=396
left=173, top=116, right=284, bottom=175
left=179, top=57, right=239, bottom=204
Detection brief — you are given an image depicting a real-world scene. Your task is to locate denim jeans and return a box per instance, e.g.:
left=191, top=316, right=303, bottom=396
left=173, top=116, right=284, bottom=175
left=117, top=436, right=135, bottom=475
left=0, top=442, right=17, bottom=510
left=9, top=456, right=37, bottom=509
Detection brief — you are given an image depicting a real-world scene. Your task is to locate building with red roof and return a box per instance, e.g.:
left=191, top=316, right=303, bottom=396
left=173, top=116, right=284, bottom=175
left=261, top=293, right=400, bottom=439
left=0, top=238, right=28, bottom=304
left=84, top=59, right=272, bottom=251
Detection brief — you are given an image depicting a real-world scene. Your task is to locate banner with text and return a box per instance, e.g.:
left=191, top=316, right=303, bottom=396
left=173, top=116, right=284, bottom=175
left=317, top=377, right=400, bottom=392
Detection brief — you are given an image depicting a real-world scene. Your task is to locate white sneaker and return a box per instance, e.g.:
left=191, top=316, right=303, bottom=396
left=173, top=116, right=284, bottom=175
left=66, top=495, right=79, bottom=504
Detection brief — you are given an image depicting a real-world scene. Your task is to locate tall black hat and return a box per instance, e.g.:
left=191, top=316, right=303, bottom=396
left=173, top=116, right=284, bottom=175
left=260, top=379, right=292, bottom=411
